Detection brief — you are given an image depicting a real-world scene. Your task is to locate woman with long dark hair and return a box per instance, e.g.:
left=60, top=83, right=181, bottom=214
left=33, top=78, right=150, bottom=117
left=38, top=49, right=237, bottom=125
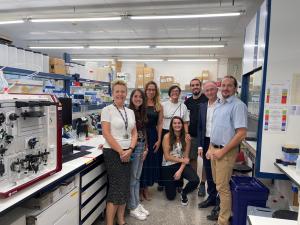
left=127, top=89, right=150, bottom=220
left=140, top=81, right=163, bottom=200
left=162, top=116, right=199, bottom=205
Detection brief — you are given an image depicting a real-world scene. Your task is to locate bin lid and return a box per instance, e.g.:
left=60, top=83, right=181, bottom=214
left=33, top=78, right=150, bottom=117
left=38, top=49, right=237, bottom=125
left=230, top=176, right=269, bottom=193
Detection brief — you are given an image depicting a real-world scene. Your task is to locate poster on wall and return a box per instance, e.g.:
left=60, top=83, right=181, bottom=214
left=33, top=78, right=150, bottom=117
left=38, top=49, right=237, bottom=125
left=264, top=106, right=288, bottom=132
left=265, top=81, right=289, bottom=105
left=291, top=73, right=300, bottom=105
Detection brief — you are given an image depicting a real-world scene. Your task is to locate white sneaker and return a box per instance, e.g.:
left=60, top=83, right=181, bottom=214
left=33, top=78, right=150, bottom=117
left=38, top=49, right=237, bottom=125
left=138, top=204, right=150, bottom=216
left=130, top=207, right=147, bottom=220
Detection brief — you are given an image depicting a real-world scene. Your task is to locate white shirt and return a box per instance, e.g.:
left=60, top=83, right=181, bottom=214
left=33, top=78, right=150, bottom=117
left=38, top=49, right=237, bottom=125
left=162, top=142, right=184, bottom=166
left=101, top=104, right=136, bottom=149
left=206, top=99, right=218, bottom=137
left=162, top=100, right=190, bottom=130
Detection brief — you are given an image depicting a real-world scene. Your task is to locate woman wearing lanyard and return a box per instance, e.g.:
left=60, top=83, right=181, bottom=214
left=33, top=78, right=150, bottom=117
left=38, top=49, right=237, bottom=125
left=101, top=80, right=137, bottom=225
left=128, top=89, right=150, bottom=220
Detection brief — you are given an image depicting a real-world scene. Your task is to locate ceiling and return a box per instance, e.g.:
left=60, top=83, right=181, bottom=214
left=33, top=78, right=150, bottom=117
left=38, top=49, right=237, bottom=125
left=0, top=0, right=263, bottom=62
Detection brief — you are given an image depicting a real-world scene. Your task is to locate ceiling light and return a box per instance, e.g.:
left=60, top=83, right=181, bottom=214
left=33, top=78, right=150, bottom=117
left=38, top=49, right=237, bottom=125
left=0, top=20, right=24, bottom=25
left=72, top=58, right=113, bottom=62
left=156, top=45, right=224, bottom=49
left=118, top=59, right=164, bottom=62
left=167, top=59, right=218, bottom=62
left=131, top=12, right=241, bottom=20
left=31, top=17, right=121, bottom=23
left=89, top=46, right=150, bottom=49
left=29, top=46, right=84, bottom=49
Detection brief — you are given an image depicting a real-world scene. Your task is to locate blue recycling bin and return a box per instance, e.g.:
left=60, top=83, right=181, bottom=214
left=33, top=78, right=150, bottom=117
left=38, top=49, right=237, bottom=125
left=230, top=176, right=269, bottom=225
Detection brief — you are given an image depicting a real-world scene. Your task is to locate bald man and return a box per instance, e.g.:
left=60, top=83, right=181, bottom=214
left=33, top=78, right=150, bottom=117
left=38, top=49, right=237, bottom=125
left=197, top=81, right=218, bottom=211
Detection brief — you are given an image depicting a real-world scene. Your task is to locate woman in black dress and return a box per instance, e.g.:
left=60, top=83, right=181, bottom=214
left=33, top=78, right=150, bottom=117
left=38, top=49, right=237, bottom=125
left=140, top=81, right=163, bottom=200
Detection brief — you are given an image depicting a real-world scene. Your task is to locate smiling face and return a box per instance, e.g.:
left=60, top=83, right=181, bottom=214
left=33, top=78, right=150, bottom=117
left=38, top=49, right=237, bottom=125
left=131, top=90, right=143, bottom=108
left=190, top=79, right=201, bottom=96
left=170, top=87, right=180, bottom=102
left=171, top=117, right=183, bottom=132
left=221, top=77, right=237, bottom=99
left=112, top=84, right=127, bottom=106
left=145, top=84, right=156, bottom=100
left=203, top=82, right=218, bottom=101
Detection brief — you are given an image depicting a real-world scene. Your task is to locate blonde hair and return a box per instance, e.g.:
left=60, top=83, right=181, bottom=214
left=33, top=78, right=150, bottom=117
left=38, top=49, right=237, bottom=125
left=111, top=79, right=127, bottom=92
left=144, top=81, right=162, bottom=112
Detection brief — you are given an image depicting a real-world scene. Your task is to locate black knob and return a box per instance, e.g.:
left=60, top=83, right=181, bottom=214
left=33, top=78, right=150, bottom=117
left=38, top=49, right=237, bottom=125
left=0, top=113, right=5, bottom=125
left=9, top=113, right=19, bottom=121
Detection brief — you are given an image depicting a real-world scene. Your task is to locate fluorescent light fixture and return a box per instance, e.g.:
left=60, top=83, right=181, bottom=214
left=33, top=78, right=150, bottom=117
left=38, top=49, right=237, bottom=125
left=73, top=58, right=113, bottom=62
left=131, top=12, right=241, bottom=20
left=167, top=59, right=218, bottom=62
left=29, top=46, right=84, bottom=49
left=156, top=45, right=224, bottom=49
left=31, top=17, right=121, bottom=23
left=89, top=46, right=150, bottom=49
left=119, top=59, right=164, bottom=62
left=0, top=20, right=24, bottom=25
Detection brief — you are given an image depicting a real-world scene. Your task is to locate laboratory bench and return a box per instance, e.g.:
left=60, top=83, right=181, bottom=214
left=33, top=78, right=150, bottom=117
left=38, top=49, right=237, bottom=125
left=0, top=135, right=107, bottom=225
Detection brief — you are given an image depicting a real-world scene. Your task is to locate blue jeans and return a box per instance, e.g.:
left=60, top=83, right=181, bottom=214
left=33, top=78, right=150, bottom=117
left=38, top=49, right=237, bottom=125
left=128, top=141, right=145, bottom=209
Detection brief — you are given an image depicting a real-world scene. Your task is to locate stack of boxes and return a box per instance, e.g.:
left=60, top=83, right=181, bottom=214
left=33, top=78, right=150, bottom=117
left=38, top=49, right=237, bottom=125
left=49, top=57, right=66, bottom=75
left=160, top=76, right=175, bottom=90
left=135, top=63, right=154, bottom=88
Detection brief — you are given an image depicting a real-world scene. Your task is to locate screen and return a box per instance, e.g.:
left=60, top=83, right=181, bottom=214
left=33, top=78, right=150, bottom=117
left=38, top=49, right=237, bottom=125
left=58, top=97, right=73, bottom=126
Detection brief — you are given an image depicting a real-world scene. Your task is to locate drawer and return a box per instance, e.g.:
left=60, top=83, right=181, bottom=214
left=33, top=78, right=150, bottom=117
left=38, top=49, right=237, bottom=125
left=81, top=163, right=105, bottom=188
left=81, top=188, right=106, bottom=219
left=81, top=174, right=107, bottom=204
left=82, top=200, right=106, bottom=225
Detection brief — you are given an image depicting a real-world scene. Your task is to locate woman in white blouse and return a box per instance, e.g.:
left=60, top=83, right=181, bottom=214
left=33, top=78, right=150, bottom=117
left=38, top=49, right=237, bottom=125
left=101, top=80, right=137, bottom=225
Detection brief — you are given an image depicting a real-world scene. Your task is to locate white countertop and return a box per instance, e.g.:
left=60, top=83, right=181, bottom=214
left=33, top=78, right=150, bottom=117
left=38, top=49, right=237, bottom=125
left=0, top=135, right=104, bottom=214
left=248, top=215, right=297, bottom=225
left=274, top=162, right=300, bottom=187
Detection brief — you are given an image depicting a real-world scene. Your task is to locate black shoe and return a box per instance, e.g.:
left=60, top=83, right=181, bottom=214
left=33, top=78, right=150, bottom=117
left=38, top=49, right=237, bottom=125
left=198, top=199, right=216, bottom=208
left=206, top=206, right=220, bottom=221
left=198, top=183, right=206, bottom=197
left=181, top=193, right=188, bottom=206
left=157, top=185, right=164, bottom=192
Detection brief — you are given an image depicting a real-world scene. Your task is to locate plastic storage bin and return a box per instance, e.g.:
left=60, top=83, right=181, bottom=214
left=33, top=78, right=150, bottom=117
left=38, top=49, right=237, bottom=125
left=230, top=176, right=269, bottom=225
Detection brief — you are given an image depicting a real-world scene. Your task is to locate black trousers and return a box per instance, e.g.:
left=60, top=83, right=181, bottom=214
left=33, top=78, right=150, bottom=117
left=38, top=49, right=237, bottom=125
left=203, top=137, right=218, bottom=201
left=162, top=163, right=199, bottom=200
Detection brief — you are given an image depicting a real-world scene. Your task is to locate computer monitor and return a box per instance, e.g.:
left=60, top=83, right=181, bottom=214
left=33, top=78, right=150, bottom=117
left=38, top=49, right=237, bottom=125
left=58, top=97, right=72, bottom=126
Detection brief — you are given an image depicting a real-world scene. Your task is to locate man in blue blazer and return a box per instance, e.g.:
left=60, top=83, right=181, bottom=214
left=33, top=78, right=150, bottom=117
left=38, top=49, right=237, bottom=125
left=198, top=81, right=218, bottom=212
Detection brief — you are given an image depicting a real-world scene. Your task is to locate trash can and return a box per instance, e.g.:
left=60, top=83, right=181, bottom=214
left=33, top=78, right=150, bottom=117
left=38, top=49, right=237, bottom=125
left=230, top=176, right=269, bottom=225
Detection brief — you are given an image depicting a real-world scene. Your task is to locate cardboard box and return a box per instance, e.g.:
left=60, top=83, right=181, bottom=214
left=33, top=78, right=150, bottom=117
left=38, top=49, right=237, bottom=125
left=49, top=57, right=66, bottom=75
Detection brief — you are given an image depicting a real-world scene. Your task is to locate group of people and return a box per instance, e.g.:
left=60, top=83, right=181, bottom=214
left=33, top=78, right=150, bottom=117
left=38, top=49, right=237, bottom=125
left=100, top=75, right=247, bottom=225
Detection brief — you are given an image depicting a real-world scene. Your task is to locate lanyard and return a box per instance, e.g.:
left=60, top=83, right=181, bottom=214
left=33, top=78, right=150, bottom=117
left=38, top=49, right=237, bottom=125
left=113, top=103, right=128, bottom=131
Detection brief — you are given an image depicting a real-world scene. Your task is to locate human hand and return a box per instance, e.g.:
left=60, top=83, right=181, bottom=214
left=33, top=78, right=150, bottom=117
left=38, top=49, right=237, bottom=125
left=120, top=149, right=132, bottom=162
left=182, top=157, right=190, bottom=164
left=211, top=150, right=225, bottom=160
left=185, top=133, right=191, bottom=142
left=174, top=170, right=182, bottom=180
left=142, top=149, right=148, bottom=161
left=153, top=140, right=161, bottom=152
left=198, top=147, right=203, bottom=158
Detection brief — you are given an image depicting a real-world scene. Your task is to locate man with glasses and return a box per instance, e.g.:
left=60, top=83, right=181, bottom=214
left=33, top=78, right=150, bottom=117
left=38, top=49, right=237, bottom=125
left=184, top=78, right=207, bottom=197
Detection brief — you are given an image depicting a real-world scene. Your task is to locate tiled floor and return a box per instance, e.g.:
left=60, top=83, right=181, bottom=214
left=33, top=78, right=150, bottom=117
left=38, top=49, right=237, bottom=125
left=94, top=185, right=216, bottom=225
left=93, top=158, right=216, bottom=225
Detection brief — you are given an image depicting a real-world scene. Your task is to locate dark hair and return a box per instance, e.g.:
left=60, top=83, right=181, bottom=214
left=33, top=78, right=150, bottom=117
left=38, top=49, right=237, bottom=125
left=168, top=85, right=181, bottom=97
left=223, top=75, right=238, bottom=88
left=129, top=89, right=148, bottom=125
left=190, top=78, right=202, bottom=86
left=169, top=116, right=186, bottom=151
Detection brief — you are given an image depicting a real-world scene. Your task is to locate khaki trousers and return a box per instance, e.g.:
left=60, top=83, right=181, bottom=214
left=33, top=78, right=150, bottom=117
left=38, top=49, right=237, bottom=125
left=210, top=145, right=238, bottom=225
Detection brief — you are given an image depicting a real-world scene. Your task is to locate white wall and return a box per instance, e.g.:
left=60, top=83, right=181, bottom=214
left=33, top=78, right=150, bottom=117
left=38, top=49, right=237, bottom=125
left=121, top=59, right=228, bottom=88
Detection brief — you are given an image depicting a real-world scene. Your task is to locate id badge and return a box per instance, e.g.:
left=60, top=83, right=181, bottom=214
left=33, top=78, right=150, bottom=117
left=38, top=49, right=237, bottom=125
left=123, top=133, right=129, bottom=139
